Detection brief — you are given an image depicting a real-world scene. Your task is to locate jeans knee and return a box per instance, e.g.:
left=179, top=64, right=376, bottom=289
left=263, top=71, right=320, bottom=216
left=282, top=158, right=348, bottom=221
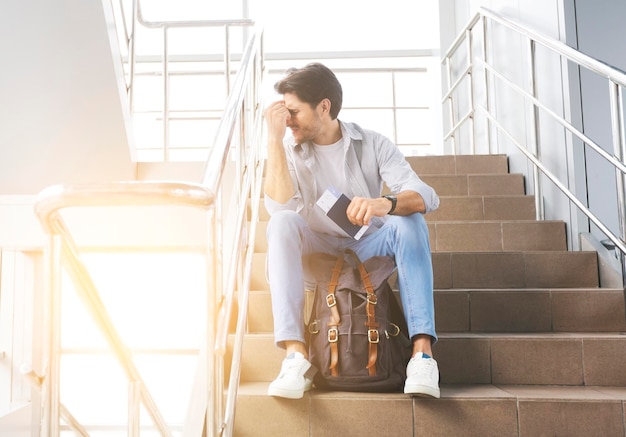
left=267, top=210, right=304, bottom=240
left=388, top=213, right=428, bottom=241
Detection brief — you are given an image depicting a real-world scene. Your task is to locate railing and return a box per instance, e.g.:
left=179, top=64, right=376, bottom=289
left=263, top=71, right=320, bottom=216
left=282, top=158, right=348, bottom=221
left=32, top=21, right=264, bottom=437
left=441, top=7, right=626, bottom=283
left=109, top=0, right=256, bottom=162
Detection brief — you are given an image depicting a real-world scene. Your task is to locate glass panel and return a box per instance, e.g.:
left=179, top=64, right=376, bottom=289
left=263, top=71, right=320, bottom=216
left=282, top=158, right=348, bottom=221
left=340, top=109, right=395, bottom=141
left=396, top=108, right=432, bottom=145
left=169, top=74, right=227, bottom=111
left=338, top=72, right=394, bottom=108
left=133, top=76, right=164, bottom=112
left=169, top=119, right=218, bottom=149
left=132, top=114, right=163, bottom=151
left=394, top=71, right=433, bottom=107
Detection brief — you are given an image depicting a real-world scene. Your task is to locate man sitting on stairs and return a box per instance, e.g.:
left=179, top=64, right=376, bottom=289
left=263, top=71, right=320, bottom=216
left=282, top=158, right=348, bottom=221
left=263, top=62, right=441, bottom=399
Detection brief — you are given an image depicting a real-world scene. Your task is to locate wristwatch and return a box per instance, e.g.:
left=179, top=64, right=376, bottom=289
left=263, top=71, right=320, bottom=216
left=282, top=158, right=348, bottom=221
left=382, top=194, right=397, bottom=215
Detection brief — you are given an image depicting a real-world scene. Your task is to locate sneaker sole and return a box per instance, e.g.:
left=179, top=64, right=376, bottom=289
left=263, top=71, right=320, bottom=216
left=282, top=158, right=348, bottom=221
left=404, top=384, right=440, bottom=399
left=267, top=381, right=313, bottom=400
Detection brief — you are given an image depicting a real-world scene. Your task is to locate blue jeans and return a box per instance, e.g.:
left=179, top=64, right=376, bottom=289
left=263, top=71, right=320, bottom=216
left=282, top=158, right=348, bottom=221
left=266, top=210, right=437, bottom=348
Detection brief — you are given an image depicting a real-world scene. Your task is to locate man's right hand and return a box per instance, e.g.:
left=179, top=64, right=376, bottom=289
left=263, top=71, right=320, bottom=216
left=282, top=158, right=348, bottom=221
left=264, top=100, right=290, bottom=142
left=263, top=100, right=296, bottom=203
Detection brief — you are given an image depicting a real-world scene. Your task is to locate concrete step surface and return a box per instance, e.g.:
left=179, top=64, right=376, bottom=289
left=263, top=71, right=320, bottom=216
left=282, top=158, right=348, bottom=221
left=234, top=154, right=624, bottom=436
left=246, top=288, right=626, bottom=334
left=255, top=219, right=568, bottom=254
left=234, top=382, right=626, bottom=437
left=231, top=332, right=626, bottom=387
left=251, top=251, right=599, bottom=291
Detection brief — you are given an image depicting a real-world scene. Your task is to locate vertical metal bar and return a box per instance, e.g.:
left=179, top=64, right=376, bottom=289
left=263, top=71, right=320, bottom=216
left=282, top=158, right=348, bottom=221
left=205, top=207, right=217, bottom=437
left=445, top=57, right=457, bottom=154
left=128, top=0, right=138, bottom=110
left=242, top=0, right=250, bottom=46
left=41, top=232, right=62, bottom=437
left=163, top=26, right=170, bottom=162
left=225, top=25, right=232, bottom=95
left=527, top=39, right=544, bottom=220
left=128, top=381, right=141, bottom=437
left=466, top=29, right=476, bottom=154
left=609, top=81, right=626, bottom=286
left=391, top=71, right=399, bottom=146
left=481, top=15, right=492, bottom=154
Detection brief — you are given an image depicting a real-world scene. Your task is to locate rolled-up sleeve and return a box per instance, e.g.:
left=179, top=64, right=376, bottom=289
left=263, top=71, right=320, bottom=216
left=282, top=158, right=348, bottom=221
left=377, top=136, right=440, bottom=213
left=264, top=192, right=302, bottom=215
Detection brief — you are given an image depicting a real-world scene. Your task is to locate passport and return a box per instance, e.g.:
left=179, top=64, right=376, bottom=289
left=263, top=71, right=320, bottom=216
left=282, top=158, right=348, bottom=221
left=316, top=187, right=369, bottom=240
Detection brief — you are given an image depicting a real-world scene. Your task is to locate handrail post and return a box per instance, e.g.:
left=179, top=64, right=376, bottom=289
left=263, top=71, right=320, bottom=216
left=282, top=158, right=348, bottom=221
left=527, top=38, right=544, bottom=221
left=481, top=15, right=492, bottom=154
left=163, top=25, right=171, bottom=162
left=225, top=25, right=231, bottom=94
left=129, top=0, right=138, bottom=110
left=445, top=57, right=456, bottom=154
left=466, top=29, right=476, bottom=154
left=205, top=207, right=218, bottom=437
left=41, top=232, right=63, bottom=437
left=128, top=380, right=141, bottom=437
left=609, top=81, right=626, bottom=286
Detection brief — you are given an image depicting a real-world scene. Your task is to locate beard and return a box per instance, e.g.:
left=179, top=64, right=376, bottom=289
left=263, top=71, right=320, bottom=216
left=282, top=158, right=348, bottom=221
left=289, top=116, right=323, bottom=145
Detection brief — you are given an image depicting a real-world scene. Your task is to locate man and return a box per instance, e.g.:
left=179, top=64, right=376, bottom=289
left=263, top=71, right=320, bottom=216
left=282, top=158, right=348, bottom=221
left=263, top=63, right=440, bottom=399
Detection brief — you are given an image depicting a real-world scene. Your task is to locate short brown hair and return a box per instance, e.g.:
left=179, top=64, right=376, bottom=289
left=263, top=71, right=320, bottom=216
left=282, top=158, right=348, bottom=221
left=274, top=63, right=343, bottom=120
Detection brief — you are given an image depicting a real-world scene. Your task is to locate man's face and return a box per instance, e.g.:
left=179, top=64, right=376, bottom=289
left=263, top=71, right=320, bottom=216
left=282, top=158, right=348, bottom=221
left=283, top=92, right=325, bottom=144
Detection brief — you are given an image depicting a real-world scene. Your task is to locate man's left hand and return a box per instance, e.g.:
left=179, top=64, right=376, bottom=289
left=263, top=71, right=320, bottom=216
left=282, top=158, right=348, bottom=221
left=346, top=197, right=392, bottom=226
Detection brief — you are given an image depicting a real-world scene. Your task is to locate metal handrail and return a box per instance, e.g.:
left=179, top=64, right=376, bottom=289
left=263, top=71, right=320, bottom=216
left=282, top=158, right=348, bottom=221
left=443, top=9, right=626, bottom=87
left=34, top=182, right=213, bottom=437
left=481, top=106, right=626, bottom=255
left=129, top=0, right=255, bottom=161
left=202, top=27, right=262, bottom=189
left=33, top=20, right=264, bottom=437
left=441, top=7, right=626, bottom=278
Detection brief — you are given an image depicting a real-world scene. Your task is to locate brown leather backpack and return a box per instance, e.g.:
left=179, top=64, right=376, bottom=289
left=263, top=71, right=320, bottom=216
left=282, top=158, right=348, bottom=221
left=306, top=250, right=412, bottom=392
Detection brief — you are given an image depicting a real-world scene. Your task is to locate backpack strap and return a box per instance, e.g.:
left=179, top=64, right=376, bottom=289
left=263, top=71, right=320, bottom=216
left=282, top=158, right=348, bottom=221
left=327, top=254, right=343, bottom=376
left=346, top=249, right=380, bottom=376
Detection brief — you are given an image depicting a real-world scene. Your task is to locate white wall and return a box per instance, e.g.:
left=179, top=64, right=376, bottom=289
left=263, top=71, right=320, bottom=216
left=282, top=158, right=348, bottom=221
left=440, top=0, right=585, bottom=249
left=569, top=0, right=626, bottom=244
left=0, top=0, right=136, bottom=196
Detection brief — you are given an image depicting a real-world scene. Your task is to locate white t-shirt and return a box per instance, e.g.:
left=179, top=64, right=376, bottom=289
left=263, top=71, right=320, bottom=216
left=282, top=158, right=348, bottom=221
left=308, top=136, right=353, bottom=236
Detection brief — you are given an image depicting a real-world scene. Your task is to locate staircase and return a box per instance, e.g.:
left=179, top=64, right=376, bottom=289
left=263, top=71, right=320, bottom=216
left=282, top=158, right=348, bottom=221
left=232, top=154, right=626, bottom=436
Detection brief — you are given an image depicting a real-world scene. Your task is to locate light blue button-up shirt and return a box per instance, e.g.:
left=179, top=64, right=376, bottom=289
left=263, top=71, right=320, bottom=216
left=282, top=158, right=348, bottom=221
left=264, top=120, right=439, bottom=233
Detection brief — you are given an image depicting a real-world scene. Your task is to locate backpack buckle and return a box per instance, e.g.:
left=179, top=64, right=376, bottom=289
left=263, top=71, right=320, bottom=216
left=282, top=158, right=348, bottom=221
left=328, top=327, right=339, bottom=343
left=368, top=329, right=380, bottom=344
left=326, top=293, right=337, bottom=307
left=367, top=293, right=377, bottom=305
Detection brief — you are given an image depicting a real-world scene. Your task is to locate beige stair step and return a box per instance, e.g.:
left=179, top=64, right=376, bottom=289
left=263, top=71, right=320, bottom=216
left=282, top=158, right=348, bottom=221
left=433, top=251, right=599, bottom=289
left=255, top=219, right=566, bottom=254
left=246, top=288, right=626, bottom=334
left=231, top=332, right=626, bottom=386
left=252, top=251, right=599, bottom=291
left=259, top=174, right=524, bottom=207
left=426, top=195, right=536, bottom=222
left=254, top=194, right=537, bottom=223
left=429, top=220, right=566, bottom=252
left=234, top=383, right=626, bottom=437
left=420, top=173, right=525, bottom=196
left=406, top=154, right=509, bottom=175
left=436, top=288, right=626, bottom=333
left=435, top=332, right=626, bottom=386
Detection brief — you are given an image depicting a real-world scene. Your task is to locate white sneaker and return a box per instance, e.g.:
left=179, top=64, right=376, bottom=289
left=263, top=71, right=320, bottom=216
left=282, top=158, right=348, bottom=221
left=403, top=352, right=441, bottom=398
left=267, top=352, right=315, bottom=399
